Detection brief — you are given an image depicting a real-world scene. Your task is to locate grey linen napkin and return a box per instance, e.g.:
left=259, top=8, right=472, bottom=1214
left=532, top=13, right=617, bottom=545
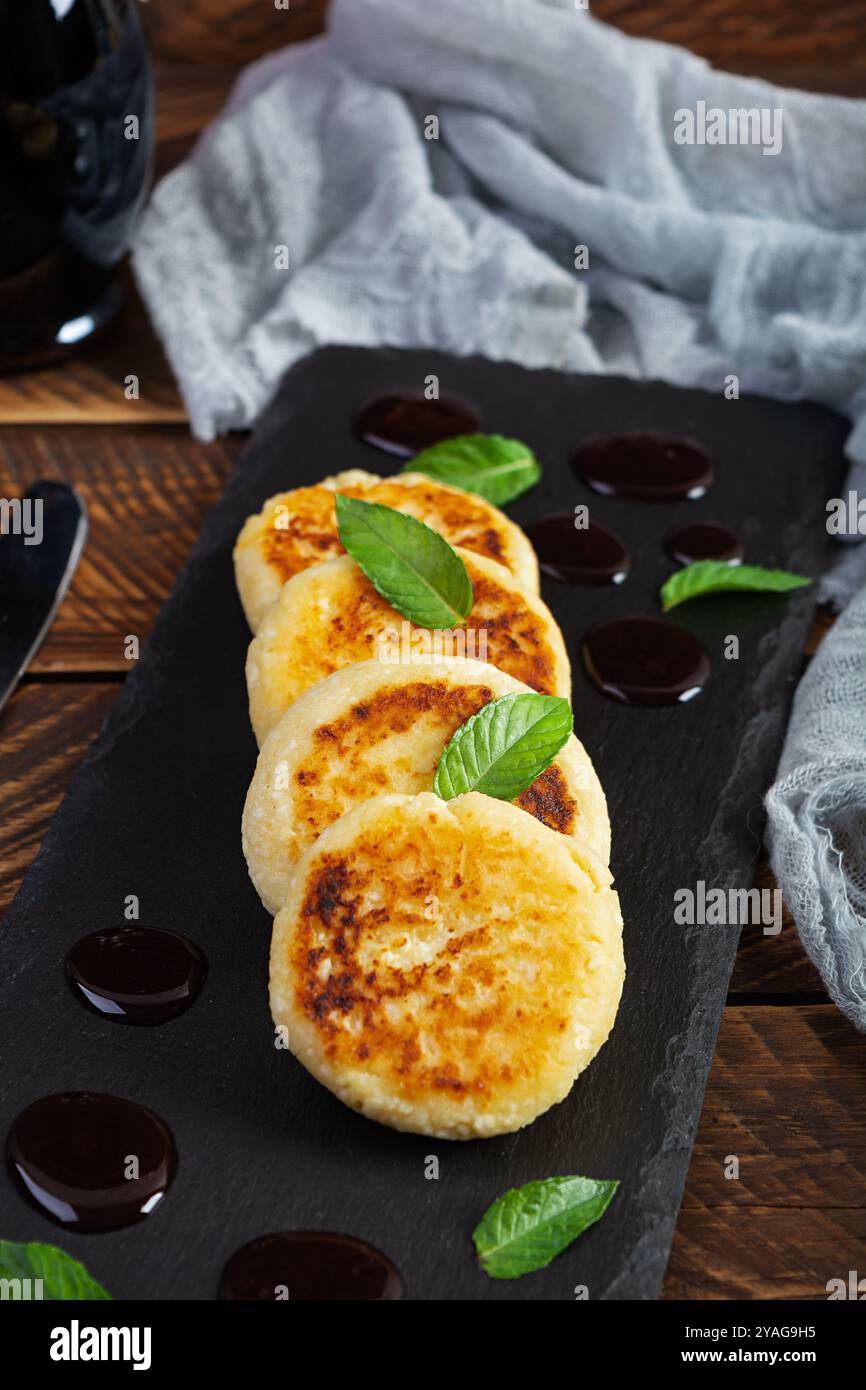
left=134, top=0, right=866, bottom=1024
left=766, top=586, right=866, bottom=1031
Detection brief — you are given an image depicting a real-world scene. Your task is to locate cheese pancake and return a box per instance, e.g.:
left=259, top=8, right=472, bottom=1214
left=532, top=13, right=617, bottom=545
left=246, top=549, right=570, bottom=744
left=270, top=792, right=624, bottom=1139
left=244, top=656, right=610, bottom=912
left=234, top=469, right=540, bottom=631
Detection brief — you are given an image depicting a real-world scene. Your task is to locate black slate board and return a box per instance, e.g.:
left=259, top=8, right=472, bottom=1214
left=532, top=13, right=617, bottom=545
left=0, top=348, right=848, bottom=1300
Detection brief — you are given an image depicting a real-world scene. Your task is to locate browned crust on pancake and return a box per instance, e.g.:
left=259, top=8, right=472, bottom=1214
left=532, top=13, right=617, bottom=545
left=292, top=835, right=574, bottom=1107
left=261, top=479, right=509, bottom=585
left=514, top=764, right=577, bottom=835
left=262, top=487, right=343, bottom=582
left=270, top=791, right=622, bottom=1137
left=312, top=679, right=496, bottom=746
left=288, top=681, right=494, bottom=837
left=467, top=569, right=558, bottom=693
left=298, top=564, right=558, bottom=695
left=293, top=681, right=578, bottom=839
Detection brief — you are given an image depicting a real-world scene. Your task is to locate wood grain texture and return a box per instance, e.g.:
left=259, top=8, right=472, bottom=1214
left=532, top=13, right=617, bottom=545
left=143, top=0, right=328, bottom=68
left=594, top=0, right=866, bottom=94
left=151, top=63, right=239, bottom=181
left=142, top=0, right=866, bottom=96
left=664, top=1005, right=866, bottom=1299
left=729, top=856, right=826, bottom=996
left=0, top=428, right=239, bottom=671
left=0, top=274, right=185, bottom=426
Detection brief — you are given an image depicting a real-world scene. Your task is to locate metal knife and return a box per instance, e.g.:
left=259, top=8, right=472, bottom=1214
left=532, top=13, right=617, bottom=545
left=0, top=481, right=88, bottom=718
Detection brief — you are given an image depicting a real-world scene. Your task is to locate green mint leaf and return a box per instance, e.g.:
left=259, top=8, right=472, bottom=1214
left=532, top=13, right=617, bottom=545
left=434, top=693, right=573, bottom=802
left=661, top=560, right=811, bottom=612
left=336, top=493, right=473, bottom=629
left=0, top=1240, right=111, bottom=1300
left=473, top=1176, right=619, bottom=1280
left=405, top=434, right=541, bottom=505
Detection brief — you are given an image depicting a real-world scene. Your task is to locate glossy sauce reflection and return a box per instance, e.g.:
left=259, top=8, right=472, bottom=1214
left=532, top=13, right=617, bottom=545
left=355, top=394, right=480, bottom=458
left=664, top=521, right=743, bottom=566
left=525, top=513, right=629, bottom=585
left=6, top=1091, right=177, bottom=1231
left=65, top=926, right=207, bottom=1025
left=573, top=434, right=714, bottom=501
left=581, top=616, right=710, bottom=706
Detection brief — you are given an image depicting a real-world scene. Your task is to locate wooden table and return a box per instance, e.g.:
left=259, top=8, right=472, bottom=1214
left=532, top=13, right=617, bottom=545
left=2, top=0, right=865, bottom=1300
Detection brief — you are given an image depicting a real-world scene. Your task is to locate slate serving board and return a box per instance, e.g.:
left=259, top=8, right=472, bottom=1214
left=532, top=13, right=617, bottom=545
left=0, top=348, right=848, bottom=1300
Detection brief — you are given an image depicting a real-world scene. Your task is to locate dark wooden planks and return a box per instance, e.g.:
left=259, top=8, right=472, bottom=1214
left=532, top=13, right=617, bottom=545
left=729, top=857, right=827, bottom=996
left=0, top=428, right=239, bottom=672
left=142, top=0, right=866, bottom=96
left=594, top=0, right=866, bottom=95
left=143, top=0, right=329, bottom=69
left=664, top=1005, right=866, bottom=1298
left=0, top=277, right=184, bottom=426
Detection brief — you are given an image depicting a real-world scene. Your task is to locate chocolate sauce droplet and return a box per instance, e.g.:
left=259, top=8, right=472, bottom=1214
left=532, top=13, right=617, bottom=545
left=220, top=1232, right=402, bottom=1301
left=525, top=513, right=629, bottom=585
left=7, top=1092, right=177, bottom=1231
left=664, top=521, right=744, bottom=567
left=66, top=927, right=207, bottom=1026
left=355, top=394, right=480, bottom=458
left=573, top=434, right=714, bottom=501
left=581, top=616, right=709, bottom=706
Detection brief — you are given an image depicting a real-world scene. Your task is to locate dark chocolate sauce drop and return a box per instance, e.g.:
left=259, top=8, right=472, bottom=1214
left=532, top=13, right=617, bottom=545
left=65, top=927, right=207, bottom=1026
left=581, top=616, right=709, bottom=706
left=7, top=1092, right=177, bottom=1232
left=573, top=434, right=714, bottom=501
left=664, top=521, right=744, bottom=567
left=355, top=394, right=480, bottom=458
left=525, top=513, right=629, bottom=585
left=219, top=1232, right=402, bottom=1301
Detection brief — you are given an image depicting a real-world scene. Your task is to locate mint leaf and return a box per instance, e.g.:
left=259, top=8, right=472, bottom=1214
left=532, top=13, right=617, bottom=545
left=336, top=493, right=473, bottom=629
left=406, top=434, right=541, bottom=505
left=434, top=693, right=572, bottom=802
left=474, top=1176, right=618, bottom=1280
left=0, top=1241, right=111, bottom=1300
left=661, top=560, right=811, bottom=612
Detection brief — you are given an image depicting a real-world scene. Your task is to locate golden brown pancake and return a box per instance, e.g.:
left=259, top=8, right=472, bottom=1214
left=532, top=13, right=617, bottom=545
left=270, top=791, right=624, bottom=1139
left=244, top=656, right=610, bottom=912
left=246, top=549, right=570, bottom=744
left=233, top=469, right=540, bottom=631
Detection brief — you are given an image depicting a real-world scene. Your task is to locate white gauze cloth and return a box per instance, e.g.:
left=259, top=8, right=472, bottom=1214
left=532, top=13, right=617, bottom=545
left=133, top=0, right=866, bottom=1025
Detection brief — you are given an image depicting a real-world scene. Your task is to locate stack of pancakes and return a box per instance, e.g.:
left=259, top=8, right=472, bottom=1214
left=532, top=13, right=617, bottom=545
left=235, top=468, right=624, bottom=1140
